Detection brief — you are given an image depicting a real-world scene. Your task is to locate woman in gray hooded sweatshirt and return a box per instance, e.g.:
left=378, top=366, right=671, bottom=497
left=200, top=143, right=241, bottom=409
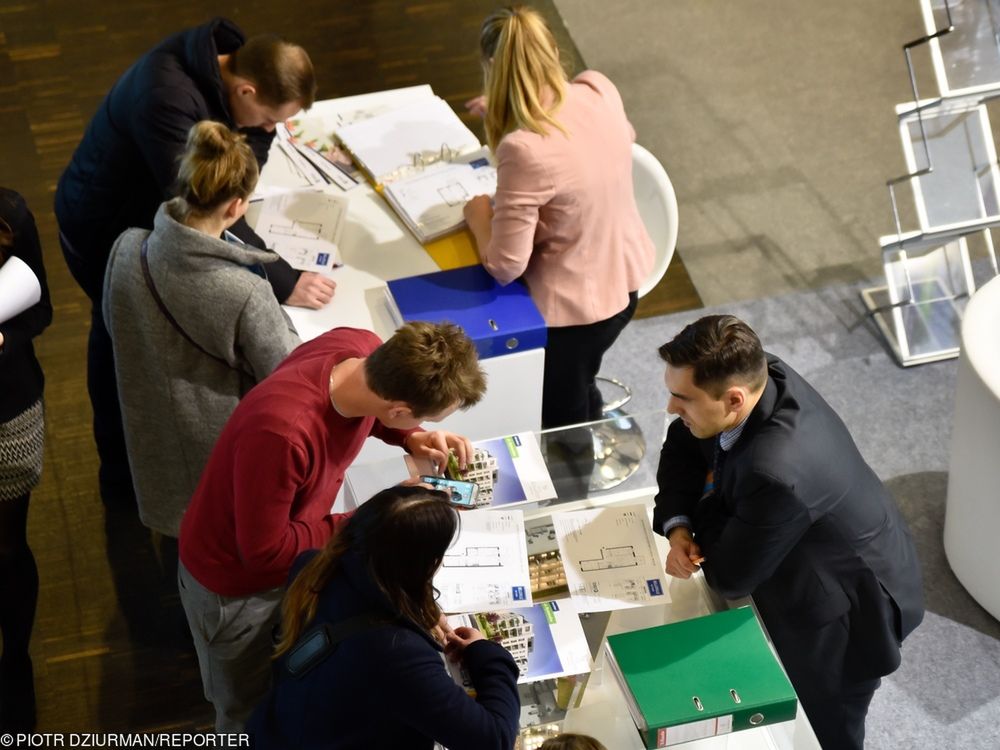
left=103, top=121, right=301, bottom=539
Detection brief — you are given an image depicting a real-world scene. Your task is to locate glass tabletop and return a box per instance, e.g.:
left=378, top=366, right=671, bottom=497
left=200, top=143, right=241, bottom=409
left=524, top=408, right=669, bottom=515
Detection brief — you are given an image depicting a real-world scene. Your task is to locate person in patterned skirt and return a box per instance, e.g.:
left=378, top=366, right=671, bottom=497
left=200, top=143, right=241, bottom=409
left=0, top=188, right=52, bottom=732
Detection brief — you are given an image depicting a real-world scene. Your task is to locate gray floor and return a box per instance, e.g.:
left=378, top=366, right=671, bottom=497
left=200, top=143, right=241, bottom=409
left=553, top=0, right=1000, bottom=746
left=555, top=0, right=939, bottom=306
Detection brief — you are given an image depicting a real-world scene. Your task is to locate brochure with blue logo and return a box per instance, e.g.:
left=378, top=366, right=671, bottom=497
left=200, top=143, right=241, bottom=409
left=447, top=599, right=592, bottom=687
left=433, top=508, right=532, bottom=613
left=552, top=505, right=671, bottom=612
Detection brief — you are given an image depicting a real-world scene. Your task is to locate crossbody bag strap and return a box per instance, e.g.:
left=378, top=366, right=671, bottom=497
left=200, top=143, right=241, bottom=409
left=283, top=613, right=394, bottom=680
left=140, top=237, right=246, bottom=373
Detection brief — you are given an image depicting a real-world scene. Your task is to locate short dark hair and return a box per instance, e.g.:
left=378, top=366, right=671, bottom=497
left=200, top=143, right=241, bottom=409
left=230, top=35, right=316, bottom=109
left=365, top=321, right=487, bottom=418
left=658, top=315, right=767, bottom=396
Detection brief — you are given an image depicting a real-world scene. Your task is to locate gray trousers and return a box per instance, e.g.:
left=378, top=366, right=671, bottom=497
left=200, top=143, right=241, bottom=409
left=177, top=562, right=283, bottom=732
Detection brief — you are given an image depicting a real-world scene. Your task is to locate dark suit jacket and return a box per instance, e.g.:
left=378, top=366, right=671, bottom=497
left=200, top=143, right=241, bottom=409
left=653, top=354, right=924, bottom=681
left=54, top=18, right=297, bottom=301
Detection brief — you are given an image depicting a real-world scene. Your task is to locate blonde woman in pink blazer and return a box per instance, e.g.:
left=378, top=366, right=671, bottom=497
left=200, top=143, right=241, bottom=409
left=464, top=5, right=654, bottom=429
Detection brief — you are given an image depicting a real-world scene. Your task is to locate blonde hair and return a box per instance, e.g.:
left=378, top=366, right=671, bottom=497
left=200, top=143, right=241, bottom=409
left=175, top=121, right=258, bottom=218
left=230, top=35, right=316, bottom=109
left=480, top=5, right=568, bottom=152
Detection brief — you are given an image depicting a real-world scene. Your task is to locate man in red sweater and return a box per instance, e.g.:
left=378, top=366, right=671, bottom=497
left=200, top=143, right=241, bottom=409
left=177, top=322, right=486, bottom=731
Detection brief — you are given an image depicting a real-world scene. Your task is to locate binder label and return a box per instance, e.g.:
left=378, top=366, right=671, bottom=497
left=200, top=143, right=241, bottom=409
left=660, top=715, right=731, bottom=746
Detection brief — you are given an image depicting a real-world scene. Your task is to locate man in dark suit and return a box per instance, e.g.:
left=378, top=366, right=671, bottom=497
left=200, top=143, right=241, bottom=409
left=653, top=315, right=924, bottom=750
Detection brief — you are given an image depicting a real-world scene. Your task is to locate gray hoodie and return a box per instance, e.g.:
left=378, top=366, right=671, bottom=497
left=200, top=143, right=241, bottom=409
left=103, top=199, right=301, bottom=536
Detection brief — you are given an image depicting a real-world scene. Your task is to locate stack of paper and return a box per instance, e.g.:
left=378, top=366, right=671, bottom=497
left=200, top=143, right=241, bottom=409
left=335, top=93, right=497, bottom=243
left=336, top=96, right=482, bottom=182
left=273, top=123, right=358, bottom=191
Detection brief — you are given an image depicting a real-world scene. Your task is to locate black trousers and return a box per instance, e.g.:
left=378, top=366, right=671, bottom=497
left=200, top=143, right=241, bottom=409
left=541, top=291, right=638, bottom=429
left=59, top=231, right=135, bottom=507
left=773, top=614, right=882, bottom=750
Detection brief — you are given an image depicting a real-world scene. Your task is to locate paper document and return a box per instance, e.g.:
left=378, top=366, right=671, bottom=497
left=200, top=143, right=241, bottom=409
left=465, top=432, right=556, bottom=508
left=447, top=599, right=591, bottom=687
left=343, top=431, right=556, bottom=510
left=277, top=122, right=358, bottom=191
left=434, top=509, right=532, bottom=613
left=336, top=96, right=482, bottom=182
left=253, top=190, right=348, bottom=272
left=0, top=256, right=42, bottom=324
left=552, top=505, right=670, bottom=612
left=384, top=148, right=497, bottom=242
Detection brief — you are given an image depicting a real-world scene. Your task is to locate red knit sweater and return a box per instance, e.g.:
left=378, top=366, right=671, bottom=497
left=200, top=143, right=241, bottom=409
left=179, top=328, right=414, bottom=596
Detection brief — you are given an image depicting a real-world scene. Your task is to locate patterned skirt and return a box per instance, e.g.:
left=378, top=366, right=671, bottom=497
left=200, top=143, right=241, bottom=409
left=0, top=399, right=45, bottom=501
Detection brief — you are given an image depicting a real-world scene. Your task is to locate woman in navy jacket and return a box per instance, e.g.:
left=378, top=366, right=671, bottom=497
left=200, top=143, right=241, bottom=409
left=248, top=485, right=520, bottom=749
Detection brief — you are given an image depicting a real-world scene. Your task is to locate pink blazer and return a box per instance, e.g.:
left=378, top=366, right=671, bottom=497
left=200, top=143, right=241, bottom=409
left=481, top=70, right=655, bottom=327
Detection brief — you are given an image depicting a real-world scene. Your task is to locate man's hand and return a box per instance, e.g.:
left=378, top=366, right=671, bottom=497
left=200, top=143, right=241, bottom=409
left=464, top=95, right=488, bottom=118
left=405, top=430, right=473, bottom=474
left=444, top=625, right=485, bottom=663
left=665, top=527, right=704, bottom=579
left=284, top=271, right=336, bottom=309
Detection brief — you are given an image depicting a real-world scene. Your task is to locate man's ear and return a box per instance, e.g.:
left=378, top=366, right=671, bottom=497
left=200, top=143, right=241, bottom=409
left=236, top=81, right=257, bottom=99
left=387, top=402, right=414, bottom=421
left=724, top=386, right=746, bottom=414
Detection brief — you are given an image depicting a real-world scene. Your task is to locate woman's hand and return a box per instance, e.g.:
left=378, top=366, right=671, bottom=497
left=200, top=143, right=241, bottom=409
left=465, top=95, right=488, bottom=119
left=431, top=613, right=454, bottom=645
left=443, top=625, right=486, bottom=663
left=463, top=195, right=494, bottom=256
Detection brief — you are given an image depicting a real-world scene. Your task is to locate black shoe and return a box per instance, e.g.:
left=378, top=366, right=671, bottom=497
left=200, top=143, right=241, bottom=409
left=0, top=656, right=37, bottom=732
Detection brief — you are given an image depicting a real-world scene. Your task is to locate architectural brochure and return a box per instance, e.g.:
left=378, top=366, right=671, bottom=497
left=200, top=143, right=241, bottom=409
left=343, top=431, right=557, bottom=510
left=462, top=432, right=556, bottom=508
left=336, top=95, right=482, bottom=183
left=447, top=599, right=592, bottom=687
left=433, top=509, right=533, bottom=613
left=551, top=505, right=670, bottom=612
left=253, top=190, right=349, bottom=273
left=270, top=122, right=358, bottom=191
left=383, top=147, right=497, bottom=242
left=334, top=92, right=496, bottom=242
